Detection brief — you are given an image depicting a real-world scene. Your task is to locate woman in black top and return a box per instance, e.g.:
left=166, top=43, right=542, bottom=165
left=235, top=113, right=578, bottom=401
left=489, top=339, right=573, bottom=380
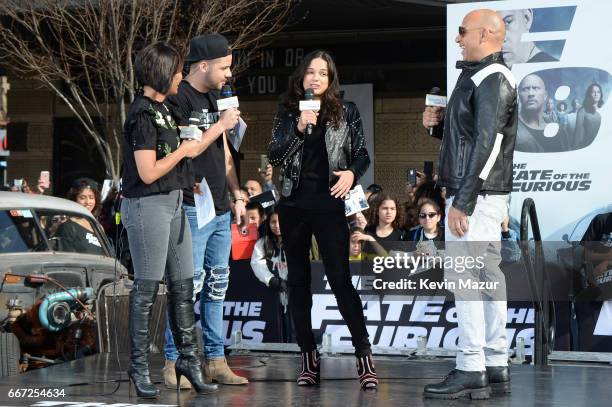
left=365, top=194, right=405, bottom=245
left=54, top=178, right=104, bottom=255
left=120, top=42, right=216, bottom=398
left=268, top=50, right=378, bottom=390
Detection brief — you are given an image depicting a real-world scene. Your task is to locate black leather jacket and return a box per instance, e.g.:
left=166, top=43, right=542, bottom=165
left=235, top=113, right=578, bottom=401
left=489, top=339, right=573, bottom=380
left=268, top=100, right=370, bottom=197
left=432, top=52, right=518, bottom=216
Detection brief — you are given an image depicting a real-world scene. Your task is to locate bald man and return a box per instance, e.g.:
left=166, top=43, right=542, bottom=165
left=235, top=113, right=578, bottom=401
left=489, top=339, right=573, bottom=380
left=422, top=9, right=517, bottom=399
left=516, top=73, right=569, bottom=152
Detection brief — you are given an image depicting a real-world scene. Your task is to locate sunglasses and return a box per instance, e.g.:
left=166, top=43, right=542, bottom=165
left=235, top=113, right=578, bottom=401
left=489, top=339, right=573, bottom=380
left=419, top=212, right=438, bottom=219
left=458, top=26, right=482, bottom=36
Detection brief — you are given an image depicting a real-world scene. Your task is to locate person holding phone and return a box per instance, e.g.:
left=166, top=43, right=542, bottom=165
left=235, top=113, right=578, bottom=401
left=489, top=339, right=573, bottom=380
left=268, top=50, right=377, bottom=390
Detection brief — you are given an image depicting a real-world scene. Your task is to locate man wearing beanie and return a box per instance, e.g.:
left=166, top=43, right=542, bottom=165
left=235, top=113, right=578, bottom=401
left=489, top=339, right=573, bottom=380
left=163, top=33, right=248, bottom=388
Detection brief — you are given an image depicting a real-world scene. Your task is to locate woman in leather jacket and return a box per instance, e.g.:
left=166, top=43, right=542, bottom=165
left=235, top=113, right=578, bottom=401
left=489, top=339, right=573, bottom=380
left=267, top=50, right=377, bottom=390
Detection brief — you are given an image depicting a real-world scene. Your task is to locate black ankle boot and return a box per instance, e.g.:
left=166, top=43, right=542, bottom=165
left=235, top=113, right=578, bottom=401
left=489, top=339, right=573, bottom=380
left=356, top=353, right=378, bottom=390
left=127, top=279, right=161, bottom=399
left=486, top=366, right=511, bottom=395
left=423, top=369, right=491, bottom=400
left=167, top=279, right=218, bottom=395
left=297, top=349, right=320, bottom=385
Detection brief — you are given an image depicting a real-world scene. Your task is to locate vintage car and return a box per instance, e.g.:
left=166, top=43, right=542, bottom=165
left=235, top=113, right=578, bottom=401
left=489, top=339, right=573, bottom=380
left=0, top=191, right=126, bottom=376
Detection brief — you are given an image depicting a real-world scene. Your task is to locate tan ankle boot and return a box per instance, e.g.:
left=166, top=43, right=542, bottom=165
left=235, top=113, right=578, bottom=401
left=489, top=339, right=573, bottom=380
left=163, top=360, right=192, bottom=390
left=204, top=358, right=248, bottom=385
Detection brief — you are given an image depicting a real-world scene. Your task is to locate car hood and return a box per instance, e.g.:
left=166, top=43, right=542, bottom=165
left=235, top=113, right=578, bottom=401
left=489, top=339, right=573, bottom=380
left=0, top=252, right=126, bottom=276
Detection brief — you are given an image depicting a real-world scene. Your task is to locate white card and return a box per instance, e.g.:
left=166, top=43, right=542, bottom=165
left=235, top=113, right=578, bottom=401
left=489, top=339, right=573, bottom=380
left=227, top=117, right=247, bottom=151
left=195, top=177, right=216, bottom=229
left=344, top=184, right=369, bottom=217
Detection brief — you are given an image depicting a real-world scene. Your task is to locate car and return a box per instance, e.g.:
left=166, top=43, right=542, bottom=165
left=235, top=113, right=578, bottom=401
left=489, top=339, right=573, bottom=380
left=0, top=191, right=127, bottom=376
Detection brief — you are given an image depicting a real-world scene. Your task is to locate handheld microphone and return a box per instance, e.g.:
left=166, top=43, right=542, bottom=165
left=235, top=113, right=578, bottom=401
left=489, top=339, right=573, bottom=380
left=219, top=84, right=239, bottom=137
left=425, top=86, right=446, bottom=136
left=299, top=88, right=319, bottom=135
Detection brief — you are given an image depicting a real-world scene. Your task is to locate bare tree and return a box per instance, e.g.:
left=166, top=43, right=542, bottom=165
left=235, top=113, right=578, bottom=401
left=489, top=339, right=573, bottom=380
left=0, top=0, right=296, bottom=180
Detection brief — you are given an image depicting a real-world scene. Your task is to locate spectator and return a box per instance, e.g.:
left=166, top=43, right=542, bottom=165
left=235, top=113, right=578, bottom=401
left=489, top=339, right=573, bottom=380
left=250, top=210, right=293, bottom=343
left=365, top=184, right=382, bottom=201
left=349, top=226, right=386, bottom=261
left=54, top=178, right=104, bottom=255
left=414, top=180, right=446, bottom=221
left=258, top=163, right=280, bottom=201
left=245, top=201, right=265, bottom=228
left=405, top=171, right=427, bottom=205
left=401, top=202, right=419, bottom=232
left=407, top=199, right=444, bottom=242
left=244, top=179, right=263, bottom=197
left=576, top=212, right=612, bottom=351
left=365, top=194, right=405, bottom=248
left=348, top=211, right=368, bottom=230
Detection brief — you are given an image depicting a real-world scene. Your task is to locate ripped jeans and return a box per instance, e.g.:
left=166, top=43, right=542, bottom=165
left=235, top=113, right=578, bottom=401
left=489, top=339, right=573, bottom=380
left=164, top=207, right=231, bottom=360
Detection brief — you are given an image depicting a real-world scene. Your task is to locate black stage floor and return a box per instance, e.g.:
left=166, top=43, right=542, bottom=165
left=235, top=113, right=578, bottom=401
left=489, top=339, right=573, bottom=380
left=1, top=352, right=611, bottom=406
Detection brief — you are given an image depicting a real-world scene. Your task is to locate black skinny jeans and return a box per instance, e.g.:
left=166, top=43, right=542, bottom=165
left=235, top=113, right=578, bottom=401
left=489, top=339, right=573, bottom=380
left=277, top=204, right=371, bottom=357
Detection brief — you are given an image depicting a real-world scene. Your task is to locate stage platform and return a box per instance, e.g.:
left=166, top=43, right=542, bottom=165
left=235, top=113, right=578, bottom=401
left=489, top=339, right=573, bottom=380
left=1, top=351, right=611, bottom=406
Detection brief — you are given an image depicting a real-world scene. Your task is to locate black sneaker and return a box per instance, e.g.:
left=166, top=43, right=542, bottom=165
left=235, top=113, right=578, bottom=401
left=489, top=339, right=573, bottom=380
left=486, top=366, right=511, bottom=395
left=423, top=369, right=491, bottom=400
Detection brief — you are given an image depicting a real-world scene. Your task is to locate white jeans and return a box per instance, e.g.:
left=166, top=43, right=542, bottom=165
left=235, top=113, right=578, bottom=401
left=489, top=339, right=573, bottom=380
left=445, top=195, right=509, bottom=371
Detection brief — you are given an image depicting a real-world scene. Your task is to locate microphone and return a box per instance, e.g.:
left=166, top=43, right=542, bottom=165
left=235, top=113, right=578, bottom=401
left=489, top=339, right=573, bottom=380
left=299, top=88, right=320, bottom=135
left=425, top=86, right=446, bottom=136
left=218, top=84, right=239, bottom=137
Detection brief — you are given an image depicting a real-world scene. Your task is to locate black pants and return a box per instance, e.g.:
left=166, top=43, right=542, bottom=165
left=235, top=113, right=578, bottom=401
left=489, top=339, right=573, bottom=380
left=277, top=204, right=371, bottom=356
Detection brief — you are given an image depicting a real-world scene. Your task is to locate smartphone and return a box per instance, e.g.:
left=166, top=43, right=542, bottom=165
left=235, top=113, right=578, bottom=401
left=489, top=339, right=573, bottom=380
left=39, top=171, right=50, bottom=189
left=423, top=161, right=434, bottom=181
left=407, top=169, right=417, bottom=185
left=13, top=179, right=23, bottom=188
left=260, top=154, right=269, bottom=171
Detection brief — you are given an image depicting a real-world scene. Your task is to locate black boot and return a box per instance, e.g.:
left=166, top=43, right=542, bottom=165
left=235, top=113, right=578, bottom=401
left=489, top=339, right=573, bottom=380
left=297, top=349, right=320, bottom=386
left=486, top=366, right=511, bottom=395
left=423, top=369, right=491, bottom=400
left=167, top=279, right=218, bottom=395
left=127, top=279, right=161, bottom=399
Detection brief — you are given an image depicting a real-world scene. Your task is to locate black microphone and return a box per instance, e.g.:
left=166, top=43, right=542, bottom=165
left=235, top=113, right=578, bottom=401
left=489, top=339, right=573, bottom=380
left=304, top=88, right=315, bottom=135
left=426, top=87, right=441, bottom=137
left=220, top=84, right=237, bottom=138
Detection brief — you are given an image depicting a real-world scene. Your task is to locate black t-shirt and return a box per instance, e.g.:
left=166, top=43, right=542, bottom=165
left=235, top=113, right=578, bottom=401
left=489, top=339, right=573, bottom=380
left=582, top=213, right=612, bottom=248
left=516, top=118, right=569, bottom=153
left=121, top=95, right=193, bottom=198
left=279, top=122, right=344, bottom=212
left=166, top=81, right=230, bottom=214
left=364, top=225, right=406, bottom=252
left=55, top=220, right=105, bottom=255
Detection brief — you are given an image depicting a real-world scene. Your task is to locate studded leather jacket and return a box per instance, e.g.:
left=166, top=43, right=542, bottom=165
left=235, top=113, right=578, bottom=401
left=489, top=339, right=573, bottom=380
left=432, top=52, right=518, bottom=216
left=268, top=101, right=370, bottom=197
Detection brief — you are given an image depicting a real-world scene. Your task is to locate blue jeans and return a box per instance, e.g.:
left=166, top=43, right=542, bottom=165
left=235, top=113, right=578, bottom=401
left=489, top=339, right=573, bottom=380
left=164, top=207, right=232, bottom=361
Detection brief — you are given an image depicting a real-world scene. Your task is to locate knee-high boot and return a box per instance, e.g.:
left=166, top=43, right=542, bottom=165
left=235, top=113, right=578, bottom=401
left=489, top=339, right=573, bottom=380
left=127, top=279, right=161, bottom=398
left=167, top=278, right=218, bottom=395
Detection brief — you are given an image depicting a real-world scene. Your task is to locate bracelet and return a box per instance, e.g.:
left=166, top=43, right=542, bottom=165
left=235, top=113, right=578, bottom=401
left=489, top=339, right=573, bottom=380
left=233, top=198, right=245, bottom=203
